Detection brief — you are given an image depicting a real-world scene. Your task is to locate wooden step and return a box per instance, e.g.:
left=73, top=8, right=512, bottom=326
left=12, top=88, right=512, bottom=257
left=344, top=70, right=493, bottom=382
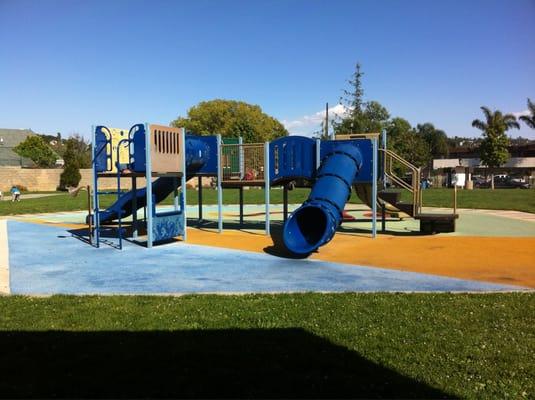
left=415, top=213, right=459, bottom=221
left=415, top=213, right=459, bottom=234
left=394, top=202, right=414, bottom=217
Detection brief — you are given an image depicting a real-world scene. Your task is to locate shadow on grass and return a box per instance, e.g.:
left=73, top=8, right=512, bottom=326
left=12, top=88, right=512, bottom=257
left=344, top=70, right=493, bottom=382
left=0, top=328, right=450, bottom=399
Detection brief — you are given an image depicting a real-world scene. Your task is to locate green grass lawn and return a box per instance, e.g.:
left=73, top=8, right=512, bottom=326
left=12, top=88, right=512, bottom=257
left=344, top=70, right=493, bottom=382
left=1, top=187, right=534, bottom=216
left=0, top=293, right=533, bottom=398
left=405, top=188, right=535, bottom=213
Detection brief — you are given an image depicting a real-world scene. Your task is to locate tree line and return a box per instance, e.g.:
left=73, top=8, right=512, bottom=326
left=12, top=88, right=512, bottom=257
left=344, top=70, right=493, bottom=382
left=12, top=63, right=534, bottom=190
left=323, top=63, right=534, bottom=176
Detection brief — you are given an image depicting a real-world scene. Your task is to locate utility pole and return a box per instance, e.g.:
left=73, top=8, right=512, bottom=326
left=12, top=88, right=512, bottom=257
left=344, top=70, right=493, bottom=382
left=325, top=102, right=329, bottom=139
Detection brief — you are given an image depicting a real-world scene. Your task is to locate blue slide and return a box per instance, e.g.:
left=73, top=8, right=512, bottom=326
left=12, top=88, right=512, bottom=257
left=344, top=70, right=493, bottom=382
left=98, top=177, right=181, bottom=224
left=283, top=143, right=363, bottom=255
left=98, top=137, right=209, bottom=224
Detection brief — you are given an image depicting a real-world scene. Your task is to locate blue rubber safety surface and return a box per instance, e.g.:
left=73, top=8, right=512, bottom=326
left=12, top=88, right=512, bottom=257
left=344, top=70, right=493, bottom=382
left=7, top=220, right=524, bottom=295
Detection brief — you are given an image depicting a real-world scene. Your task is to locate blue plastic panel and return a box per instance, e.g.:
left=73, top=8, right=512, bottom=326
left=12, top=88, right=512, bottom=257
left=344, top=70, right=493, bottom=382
left=269, top=136, right=316, bottom=183
left=131, top=123, right=147, bottom=173
left=186, top=134, right=218, bottom=175
left=152, top=212, right=184, bottom=242
left=94, top=126, right=111, bottom=172
left=320, top=139, right=373, bottom=183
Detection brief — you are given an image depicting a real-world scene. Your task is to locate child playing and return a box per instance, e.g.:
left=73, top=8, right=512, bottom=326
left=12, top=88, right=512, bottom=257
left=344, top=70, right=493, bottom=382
left=10, top=186, right=21, bottom=202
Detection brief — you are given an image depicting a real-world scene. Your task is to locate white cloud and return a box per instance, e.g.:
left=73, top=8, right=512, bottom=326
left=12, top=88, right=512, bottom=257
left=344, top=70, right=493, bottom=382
left=282, top=104, right=351, bottom=136
left=512, top=109, right=530, bottom=118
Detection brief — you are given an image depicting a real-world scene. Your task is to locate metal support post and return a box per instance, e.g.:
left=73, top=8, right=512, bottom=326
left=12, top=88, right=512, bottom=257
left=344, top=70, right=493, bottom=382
left=144, top=123, right=153, bottom=248
left=315, top=138, right=321, bottom=170
left=116, top=149, right=122, bottom=250
left=264, top=142, right=270, bottom=236
left=181, top=128, right=187, bottom=241
left=216, top=134, right=223, bottom=233
left=381, top=202, right=386, bottom=233
left=238, top=136, right=244, bottom=179
left=381, top=129, right=387, bottom=190
left=239, top=186, right=244, bottom=226
left=372, top=137, right=378, bottom=238
left=197, top=176, right=203, bottom=223
left=132, top=176, right=138, bottom=239
left=91, top=125, right=100, bottom=248
left=283, top=184, right=288, bottom=222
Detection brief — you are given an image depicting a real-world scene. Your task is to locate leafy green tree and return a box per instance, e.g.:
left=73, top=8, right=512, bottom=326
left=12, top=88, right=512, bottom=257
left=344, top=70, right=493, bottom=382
left=385, top=117, right=429, bottom=168
left=65, top=134, right=91, bottom=168
left=415, top=123, right=449, bottom=159
left=413, top=123, right=449, bottom=172
left=519, top=98, right=535, bottom=129
left=13, top=135, right=58, bottom=167
left=361, top=101, right=390, bottom=133
left=472, top=106, right=520, bottom=189
left=333, top=63, right=390, bottom=134
left=59, top=138, right=83, bottom=189
left=171, top=99, right=288, bottom=141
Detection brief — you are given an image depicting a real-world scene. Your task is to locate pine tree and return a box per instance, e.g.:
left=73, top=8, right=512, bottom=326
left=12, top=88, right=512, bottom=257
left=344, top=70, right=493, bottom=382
left=333, top=63, right=390, bottom=135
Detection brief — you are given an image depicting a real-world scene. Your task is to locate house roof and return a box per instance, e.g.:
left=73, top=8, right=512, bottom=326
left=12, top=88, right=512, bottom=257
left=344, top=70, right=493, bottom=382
left=0, top=128, right=36, bottom=147
left=0, top=128, right=37, bottom=166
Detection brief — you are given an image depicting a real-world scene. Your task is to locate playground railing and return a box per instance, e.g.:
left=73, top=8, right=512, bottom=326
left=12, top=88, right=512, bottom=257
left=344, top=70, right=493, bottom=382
left=220, top=143, right=265, bottom=183
left=380, top=148, right=422, bottom=216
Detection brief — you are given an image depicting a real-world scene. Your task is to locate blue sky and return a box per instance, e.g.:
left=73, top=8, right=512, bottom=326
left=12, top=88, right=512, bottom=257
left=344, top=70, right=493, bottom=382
left=1, top=0, right=534, bottom=139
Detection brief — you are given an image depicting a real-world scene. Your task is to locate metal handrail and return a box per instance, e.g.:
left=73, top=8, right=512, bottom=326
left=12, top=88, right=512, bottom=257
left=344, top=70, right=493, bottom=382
left=385, top=171, right=412, bottom=191
left=382, top=148, right=417, bottom=170
left=379, top=148, right=421, bottom=216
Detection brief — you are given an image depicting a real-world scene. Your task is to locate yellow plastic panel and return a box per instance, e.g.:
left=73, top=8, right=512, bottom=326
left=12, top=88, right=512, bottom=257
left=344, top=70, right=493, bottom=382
left=106, top=127, right=131, bottom=172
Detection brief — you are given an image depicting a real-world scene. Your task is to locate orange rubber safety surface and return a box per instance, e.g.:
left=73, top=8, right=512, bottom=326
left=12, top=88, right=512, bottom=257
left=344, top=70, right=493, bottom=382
left=186, top=229, right=535, bottom=289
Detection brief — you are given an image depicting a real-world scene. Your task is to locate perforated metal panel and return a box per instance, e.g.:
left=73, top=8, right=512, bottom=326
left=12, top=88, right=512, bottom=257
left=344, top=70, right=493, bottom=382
left=149, top=125, right=183, bottom=174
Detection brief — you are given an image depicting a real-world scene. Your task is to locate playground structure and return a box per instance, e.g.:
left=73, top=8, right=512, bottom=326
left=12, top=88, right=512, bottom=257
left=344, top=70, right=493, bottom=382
left=90, top=124, right=458, bottom=254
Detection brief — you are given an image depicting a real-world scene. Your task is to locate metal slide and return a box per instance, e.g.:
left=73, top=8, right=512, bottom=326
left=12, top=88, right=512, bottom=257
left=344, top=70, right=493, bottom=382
left=283, top=143, right=363, bottom=255
left=354, top=183, right=402, bottom=215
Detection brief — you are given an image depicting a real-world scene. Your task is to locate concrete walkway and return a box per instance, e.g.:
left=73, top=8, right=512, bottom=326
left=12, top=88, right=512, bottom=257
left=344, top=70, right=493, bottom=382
left=0, top=193, right=62, bottom=201
left=0, top=220, right=10, bottom=294
left=423, top=207, right=535, bottom=223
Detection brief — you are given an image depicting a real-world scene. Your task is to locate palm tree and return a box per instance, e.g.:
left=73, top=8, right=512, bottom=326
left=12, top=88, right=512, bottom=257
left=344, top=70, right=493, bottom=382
left=519, top=98, right=535, bottom=129
left=472, top=106, right=520, bottom=189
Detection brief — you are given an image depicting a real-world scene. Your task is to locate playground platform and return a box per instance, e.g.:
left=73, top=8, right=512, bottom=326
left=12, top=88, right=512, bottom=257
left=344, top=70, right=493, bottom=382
left=1, top=204, right=534, bottom=295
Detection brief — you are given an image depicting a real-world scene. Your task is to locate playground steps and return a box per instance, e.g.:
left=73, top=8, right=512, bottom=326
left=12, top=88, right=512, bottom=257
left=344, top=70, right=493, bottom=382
left=378, top=189, right=458, bottom=233
left=415, top=213, right=459, bottom=234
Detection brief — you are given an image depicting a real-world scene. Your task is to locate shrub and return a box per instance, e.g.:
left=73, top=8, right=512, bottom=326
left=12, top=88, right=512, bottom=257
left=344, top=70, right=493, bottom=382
left=11, top=184, right=28, bottom=192
left=59, top=163, right=81, bottom=190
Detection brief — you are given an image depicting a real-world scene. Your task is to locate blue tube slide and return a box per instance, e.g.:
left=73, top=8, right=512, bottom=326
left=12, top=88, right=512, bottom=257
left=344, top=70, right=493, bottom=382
left=98, top=137, right=209, bottom=224
left=283, top=143, right=362, bottom=255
